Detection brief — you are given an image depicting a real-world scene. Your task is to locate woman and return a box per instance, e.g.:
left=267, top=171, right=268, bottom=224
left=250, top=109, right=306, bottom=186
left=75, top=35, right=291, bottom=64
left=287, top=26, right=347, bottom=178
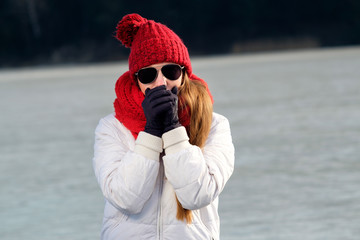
left=93, top=13, right=235, bottom=240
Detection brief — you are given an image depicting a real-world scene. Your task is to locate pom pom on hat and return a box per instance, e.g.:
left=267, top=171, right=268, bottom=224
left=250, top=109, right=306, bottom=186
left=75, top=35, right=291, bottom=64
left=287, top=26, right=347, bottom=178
left=115, top=13, right=192, bottom=79
left=115, top=13, right=148, bottom=48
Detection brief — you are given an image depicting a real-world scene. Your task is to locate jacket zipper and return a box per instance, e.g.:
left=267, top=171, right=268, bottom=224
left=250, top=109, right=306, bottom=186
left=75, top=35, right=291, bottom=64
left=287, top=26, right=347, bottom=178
left=157, top=159, right=164, bottom=240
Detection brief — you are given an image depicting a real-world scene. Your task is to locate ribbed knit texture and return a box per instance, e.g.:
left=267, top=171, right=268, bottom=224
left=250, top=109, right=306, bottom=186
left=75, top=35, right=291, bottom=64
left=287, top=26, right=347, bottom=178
left=113, top=71, right=146, bottom=139
left=115, top=14, right=192, bottom=80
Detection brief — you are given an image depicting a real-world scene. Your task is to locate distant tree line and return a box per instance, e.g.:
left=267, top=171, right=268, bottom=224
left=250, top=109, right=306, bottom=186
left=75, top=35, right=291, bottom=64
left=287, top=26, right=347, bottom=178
left=1, top=0, right=359, bottom=67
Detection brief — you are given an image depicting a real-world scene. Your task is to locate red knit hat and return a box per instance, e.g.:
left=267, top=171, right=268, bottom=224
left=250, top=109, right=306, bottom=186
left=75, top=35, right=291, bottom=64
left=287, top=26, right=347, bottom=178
left=115, top=13, right=192, bottom=80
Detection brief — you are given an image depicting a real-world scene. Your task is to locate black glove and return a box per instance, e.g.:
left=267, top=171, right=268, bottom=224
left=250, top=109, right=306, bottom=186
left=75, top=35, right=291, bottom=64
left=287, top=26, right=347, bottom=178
left=163, top=86, right=181, bottom=133
left=142, top=85, right=172, bottom=137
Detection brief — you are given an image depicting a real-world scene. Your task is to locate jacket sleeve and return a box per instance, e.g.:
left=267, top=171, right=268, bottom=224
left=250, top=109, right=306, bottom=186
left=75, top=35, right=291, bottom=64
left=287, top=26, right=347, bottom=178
left=162, top=114, right=235, bottom=210
left=93, top=116, right=161, bottom=215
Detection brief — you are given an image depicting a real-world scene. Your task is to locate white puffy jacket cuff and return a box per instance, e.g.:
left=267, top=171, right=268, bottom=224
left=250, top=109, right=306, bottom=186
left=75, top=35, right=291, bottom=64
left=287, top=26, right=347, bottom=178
left=162, top=126, right=191, bottom=155
left=134, top=131, right=163, bottom=161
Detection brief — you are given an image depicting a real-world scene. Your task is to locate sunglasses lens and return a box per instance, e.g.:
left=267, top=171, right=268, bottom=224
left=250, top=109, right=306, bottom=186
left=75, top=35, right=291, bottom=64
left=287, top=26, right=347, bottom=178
left=161, top=65, right=182, bottom=80
left=138, top=68, right=157, bottom=84
left=137, top=64, right=183, bottom=84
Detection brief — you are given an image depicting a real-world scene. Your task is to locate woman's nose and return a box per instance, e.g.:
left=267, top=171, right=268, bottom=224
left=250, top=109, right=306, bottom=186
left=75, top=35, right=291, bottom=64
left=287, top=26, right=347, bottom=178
left=153, top=70, right=166, bottom=87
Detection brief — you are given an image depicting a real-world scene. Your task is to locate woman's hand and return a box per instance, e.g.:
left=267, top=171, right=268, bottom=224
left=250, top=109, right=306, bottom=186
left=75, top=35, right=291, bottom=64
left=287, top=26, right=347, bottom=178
left=142, top=86, right=181, bottom=137
left=163, top=86, right=181, bottom=133
left=142, top=85, right=172, bottom=137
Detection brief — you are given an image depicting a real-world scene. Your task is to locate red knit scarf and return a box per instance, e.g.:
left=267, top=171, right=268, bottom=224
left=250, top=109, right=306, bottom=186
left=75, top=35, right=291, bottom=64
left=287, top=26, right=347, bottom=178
left=114, top=71, right=212, bottom=139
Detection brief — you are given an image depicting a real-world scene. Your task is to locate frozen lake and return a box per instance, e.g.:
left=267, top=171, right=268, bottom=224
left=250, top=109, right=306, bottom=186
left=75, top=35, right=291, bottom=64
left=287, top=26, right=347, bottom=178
left=1, top=46, right=360, bottom=239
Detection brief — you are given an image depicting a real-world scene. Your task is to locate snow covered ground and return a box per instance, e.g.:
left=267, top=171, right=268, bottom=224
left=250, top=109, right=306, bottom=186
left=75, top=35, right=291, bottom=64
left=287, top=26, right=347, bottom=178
left=1, top=46, right=360, bottom=239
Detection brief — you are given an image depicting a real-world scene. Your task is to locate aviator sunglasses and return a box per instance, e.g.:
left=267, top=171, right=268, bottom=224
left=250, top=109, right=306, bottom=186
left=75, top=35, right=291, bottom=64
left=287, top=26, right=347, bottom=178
left=135, top=64, right=185, bottom=84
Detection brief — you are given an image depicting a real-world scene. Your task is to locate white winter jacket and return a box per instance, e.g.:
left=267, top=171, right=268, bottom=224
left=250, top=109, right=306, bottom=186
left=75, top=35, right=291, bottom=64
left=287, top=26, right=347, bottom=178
left=93, top=112, right=234, bottom=240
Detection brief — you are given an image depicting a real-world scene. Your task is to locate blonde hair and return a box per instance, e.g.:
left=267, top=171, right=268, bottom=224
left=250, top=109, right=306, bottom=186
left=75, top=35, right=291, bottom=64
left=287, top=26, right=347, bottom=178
left=175, top=72, right=213, bottom=223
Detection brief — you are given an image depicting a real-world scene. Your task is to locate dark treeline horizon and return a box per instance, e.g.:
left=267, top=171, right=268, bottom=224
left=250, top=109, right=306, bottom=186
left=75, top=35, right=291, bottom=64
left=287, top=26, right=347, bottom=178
left=1, top=0, right=359, bottom=67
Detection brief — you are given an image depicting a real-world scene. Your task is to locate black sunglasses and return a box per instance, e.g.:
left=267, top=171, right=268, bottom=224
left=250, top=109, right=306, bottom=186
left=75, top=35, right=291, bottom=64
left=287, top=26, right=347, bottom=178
left=135, top=64, right=184, bottom=84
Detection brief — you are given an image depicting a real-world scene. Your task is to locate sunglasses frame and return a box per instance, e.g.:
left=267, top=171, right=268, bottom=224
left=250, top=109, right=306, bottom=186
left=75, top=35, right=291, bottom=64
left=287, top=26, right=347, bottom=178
left=135, top=64, right=185, bottom=84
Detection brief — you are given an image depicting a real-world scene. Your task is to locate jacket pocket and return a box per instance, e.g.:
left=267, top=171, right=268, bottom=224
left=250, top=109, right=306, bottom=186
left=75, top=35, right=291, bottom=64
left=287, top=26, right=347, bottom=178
left=107, top=212, right=129, bottom=235
left=193, top=210, right=215, bottom=240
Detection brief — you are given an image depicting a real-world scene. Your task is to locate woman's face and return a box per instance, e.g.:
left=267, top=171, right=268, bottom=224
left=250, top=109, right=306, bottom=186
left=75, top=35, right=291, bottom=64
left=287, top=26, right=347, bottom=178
left=136, top=62, right=183, bottom=94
